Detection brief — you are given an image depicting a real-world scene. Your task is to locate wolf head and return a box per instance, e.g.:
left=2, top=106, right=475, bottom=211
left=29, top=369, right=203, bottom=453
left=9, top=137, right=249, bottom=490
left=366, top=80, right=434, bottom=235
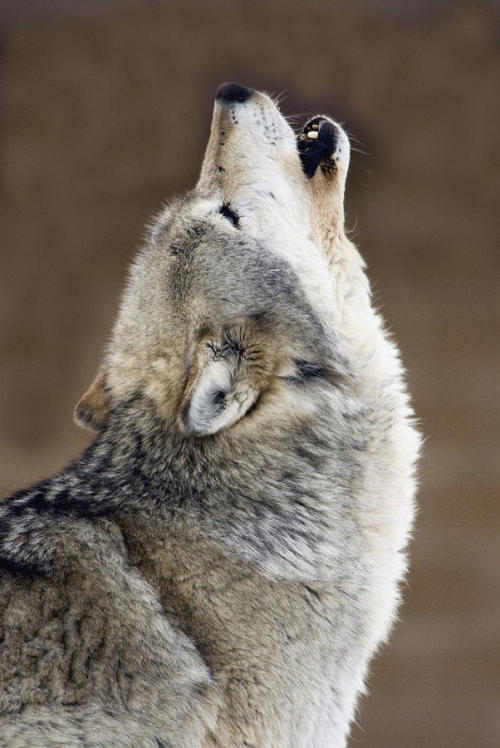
left=75, top=83, right=353, bottom=438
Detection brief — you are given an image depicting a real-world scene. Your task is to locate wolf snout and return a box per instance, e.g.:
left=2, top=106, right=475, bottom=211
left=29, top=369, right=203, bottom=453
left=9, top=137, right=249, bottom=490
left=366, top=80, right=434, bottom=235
left=216, top=82, right=255, bottom=104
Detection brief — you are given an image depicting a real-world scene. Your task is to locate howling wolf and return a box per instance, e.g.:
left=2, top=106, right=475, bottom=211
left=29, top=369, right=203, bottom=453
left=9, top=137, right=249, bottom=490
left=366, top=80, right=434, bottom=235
left=0, top=83, right=419, bottom=747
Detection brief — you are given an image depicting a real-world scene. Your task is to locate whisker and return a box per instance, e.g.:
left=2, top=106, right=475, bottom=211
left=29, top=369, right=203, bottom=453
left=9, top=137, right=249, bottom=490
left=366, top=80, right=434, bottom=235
left=345, top=215, right=359, bottom=236
left=350, top=146, right=371, bottom=157
left=268, top=89, right=288, bottom=109
left=354, top=164, right=375, bottom=177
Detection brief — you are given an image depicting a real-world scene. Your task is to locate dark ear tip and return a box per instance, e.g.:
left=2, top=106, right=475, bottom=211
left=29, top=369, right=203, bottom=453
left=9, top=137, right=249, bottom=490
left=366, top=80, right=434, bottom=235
left=73, top=403, right=101, bottom=432
left=74, top=370, right=109, bottom=432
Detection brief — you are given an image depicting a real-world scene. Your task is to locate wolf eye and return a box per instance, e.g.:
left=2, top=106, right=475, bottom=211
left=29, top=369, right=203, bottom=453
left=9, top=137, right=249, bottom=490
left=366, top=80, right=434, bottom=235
left=219, top=202, right=240, bottom=228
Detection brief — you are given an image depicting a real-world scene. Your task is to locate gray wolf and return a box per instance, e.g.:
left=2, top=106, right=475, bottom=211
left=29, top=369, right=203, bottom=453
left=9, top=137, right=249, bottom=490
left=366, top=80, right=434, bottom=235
left=0, top=82, right=420, bottom=746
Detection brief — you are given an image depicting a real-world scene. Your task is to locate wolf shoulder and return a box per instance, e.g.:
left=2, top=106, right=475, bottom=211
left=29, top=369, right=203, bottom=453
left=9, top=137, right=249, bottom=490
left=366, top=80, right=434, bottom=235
left=0, top=496, right=217, bottom=746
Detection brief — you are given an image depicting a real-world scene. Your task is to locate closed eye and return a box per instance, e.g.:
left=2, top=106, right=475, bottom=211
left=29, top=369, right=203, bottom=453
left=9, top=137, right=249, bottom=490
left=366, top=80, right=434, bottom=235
left=219, top=202, right=240, bottom=228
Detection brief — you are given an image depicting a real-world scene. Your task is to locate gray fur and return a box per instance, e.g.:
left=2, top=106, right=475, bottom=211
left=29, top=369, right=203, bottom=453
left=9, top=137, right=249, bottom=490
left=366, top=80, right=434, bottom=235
left=0, top=88, right=419, bottom=746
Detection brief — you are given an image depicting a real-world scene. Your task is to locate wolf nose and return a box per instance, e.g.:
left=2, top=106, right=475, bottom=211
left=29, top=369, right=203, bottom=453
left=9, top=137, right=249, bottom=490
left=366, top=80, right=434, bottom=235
left=216, top=82, right=254, bottom=104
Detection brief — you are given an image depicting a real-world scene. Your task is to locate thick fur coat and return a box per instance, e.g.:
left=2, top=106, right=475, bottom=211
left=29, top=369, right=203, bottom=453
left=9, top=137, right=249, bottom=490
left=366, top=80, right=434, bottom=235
left=0, top=83, right=420, bottom=747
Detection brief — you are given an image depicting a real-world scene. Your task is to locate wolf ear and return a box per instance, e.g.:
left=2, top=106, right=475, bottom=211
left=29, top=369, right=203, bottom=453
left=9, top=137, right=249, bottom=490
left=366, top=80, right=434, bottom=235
left=180, top=358, right=259, bottom=437
left=73, top=370, right=109, bottom=431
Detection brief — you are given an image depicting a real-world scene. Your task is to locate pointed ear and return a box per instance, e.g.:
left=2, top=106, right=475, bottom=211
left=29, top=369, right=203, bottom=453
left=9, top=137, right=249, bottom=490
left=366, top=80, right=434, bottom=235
left=180, top=358, right=259, bottom=437
left=73, top=370, right=109, bottom=431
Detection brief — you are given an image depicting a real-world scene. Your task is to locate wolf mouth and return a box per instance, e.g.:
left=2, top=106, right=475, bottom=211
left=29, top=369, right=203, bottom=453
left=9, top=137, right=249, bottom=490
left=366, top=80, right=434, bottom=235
left=297, top=116, right=340, bottom=179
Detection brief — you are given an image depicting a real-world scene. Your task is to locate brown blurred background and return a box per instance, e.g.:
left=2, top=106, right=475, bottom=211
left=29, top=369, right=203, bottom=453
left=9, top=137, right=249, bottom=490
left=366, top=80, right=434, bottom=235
left=1, top=1, right=499, bottom=745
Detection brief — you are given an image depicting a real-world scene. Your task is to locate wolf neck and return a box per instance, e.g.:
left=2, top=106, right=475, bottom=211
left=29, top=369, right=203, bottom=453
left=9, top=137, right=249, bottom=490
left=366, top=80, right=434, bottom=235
left=22, top=387, right=362, bottom=585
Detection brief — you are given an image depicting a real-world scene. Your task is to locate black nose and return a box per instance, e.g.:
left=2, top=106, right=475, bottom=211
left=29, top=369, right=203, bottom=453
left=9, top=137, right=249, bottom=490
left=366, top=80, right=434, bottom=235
left=216, top=82, right=254, bottom=104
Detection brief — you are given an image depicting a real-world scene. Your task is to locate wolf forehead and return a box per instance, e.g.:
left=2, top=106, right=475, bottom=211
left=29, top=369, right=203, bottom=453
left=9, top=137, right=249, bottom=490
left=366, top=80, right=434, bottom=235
left=130, top=196, right=328, bottom=346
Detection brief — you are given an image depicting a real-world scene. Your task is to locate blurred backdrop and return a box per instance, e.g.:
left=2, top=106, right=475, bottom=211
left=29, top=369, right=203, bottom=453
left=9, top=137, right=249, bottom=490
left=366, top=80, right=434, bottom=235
left=1, top=1, right=499, bottom=746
